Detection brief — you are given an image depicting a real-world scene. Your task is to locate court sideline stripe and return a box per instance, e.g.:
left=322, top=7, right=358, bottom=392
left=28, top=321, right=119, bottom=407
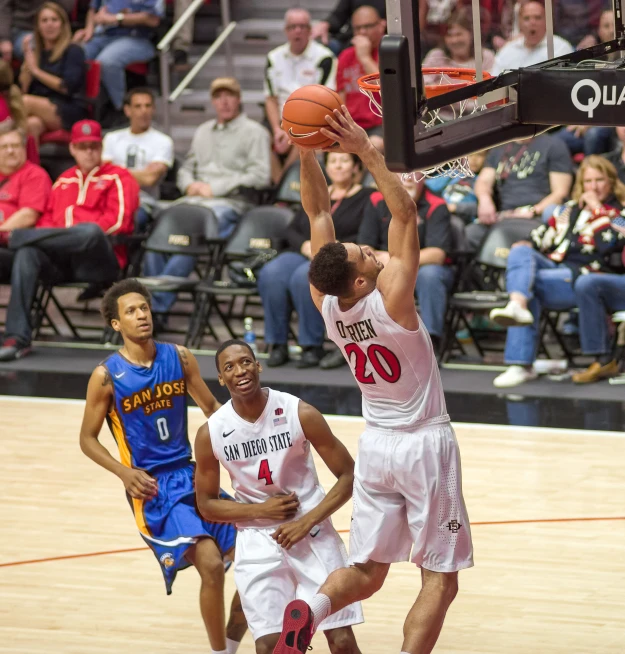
left=1, top=395, right=623, bottom=439
left=2, top=516, right=624, bottom=569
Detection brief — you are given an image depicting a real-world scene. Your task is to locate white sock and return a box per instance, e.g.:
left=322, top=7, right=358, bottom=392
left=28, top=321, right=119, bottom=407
left=309, top=593, right=332, bottom=632
left=226, top=638, right=240, bottom=654
left=211, top=649, right=228, bottom=654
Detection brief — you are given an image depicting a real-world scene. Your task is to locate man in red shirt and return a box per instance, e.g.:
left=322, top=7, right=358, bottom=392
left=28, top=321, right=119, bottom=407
left=0, top=125, right=51, bottom=281
left=336, top=6, right=386, bottom=151
left=0, top=119, right=139, bottom=361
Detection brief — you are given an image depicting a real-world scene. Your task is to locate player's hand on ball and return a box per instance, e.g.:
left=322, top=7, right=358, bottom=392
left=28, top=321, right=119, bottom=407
left=261, top=492, right=300, bottom=520
left=120, top=468, right=158, bottom=499
left=320, top=106, right=369, bottom=154
left=271, top=517, right=315, bottom=550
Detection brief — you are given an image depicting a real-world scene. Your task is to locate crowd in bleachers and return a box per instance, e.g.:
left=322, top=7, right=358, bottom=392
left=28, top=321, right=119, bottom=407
left=0, top=0, right=623, bottom=389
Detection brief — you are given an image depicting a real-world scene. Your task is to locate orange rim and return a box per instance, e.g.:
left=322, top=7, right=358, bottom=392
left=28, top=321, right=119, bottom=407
left=358, top=68, right=493, bottom=99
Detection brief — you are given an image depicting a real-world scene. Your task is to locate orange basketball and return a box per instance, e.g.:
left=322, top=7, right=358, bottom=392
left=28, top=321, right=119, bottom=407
left=281, top=85, right=343, bottom=149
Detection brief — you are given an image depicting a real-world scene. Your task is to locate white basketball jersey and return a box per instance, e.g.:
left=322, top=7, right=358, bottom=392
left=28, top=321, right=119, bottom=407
left=208, top=389, right=326, bottom=529
left=322, top=289, right=448, bottom=430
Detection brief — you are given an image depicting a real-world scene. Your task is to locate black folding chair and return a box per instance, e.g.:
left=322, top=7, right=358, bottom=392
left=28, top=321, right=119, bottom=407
left=440, top=219, right=541, bottom=362
left=187, top=205, right=294, bottom=348
left=134, top=204, right=226, bottom=341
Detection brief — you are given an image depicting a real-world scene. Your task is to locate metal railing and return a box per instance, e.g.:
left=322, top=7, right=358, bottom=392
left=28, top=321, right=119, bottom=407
left=157, top=0, right=236, bottom=134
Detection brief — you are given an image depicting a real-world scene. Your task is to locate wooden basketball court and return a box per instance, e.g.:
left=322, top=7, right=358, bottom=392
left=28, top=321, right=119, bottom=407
left=2, top=396, right=624, bottom=653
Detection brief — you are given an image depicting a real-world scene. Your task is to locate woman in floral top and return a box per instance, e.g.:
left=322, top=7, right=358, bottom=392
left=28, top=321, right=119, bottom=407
left=488, top=155, right=625, bottom=388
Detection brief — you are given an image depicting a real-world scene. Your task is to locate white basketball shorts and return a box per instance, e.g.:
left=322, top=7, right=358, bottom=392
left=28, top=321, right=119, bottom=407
left=348, top=420, right=474, bottom=572
left=234, top=518, right=364, bottom=640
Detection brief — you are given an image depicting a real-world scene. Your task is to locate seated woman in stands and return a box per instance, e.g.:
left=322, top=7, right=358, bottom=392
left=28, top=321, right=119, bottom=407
left=19, top=2, right=87, bottom=146
left=257, top=151, right=374, bottom=369
left=0, top=61, right=39, bottom=163
left=489, top=155, right=625, bottom=388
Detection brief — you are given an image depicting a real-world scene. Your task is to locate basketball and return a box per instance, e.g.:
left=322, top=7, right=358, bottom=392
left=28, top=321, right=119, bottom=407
left=281, top=84, right=343, bottom=149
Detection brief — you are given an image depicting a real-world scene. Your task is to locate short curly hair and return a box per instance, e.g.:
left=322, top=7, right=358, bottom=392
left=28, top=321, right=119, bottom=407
left=308, top=242, right=356, bottom=297
left=101, top=279, right=152, bottom=326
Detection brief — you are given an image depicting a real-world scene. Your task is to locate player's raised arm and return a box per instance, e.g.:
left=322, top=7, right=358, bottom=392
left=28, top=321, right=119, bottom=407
left=195, top=423, right=300, bottom=523
left=79, top=366, right=157, bottom=500
left=271, top=401, right=354, bottom=550
left=322, top=107, right=420, bottom=323
left=176, top=345, right=221, bottom=418
left=299, top=148, right=336, bottom=256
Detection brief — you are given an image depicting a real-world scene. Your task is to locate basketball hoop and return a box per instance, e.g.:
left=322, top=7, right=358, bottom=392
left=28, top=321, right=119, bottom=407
left=358, top=68, right=494, bottom=180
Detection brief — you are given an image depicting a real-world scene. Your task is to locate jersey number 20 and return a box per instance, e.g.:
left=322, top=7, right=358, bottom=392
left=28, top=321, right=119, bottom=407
left=344, top=343, right=401, bottom=384
left=258, top=459, right=274, bottom=486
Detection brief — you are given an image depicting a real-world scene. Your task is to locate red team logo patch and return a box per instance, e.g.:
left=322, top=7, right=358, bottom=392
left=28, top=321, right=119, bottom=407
left=273, top=407, right=286, bottom=426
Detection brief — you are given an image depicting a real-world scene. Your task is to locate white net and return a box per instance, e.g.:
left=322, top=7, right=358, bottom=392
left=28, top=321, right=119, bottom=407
left=359, top=70, right=489, bottom=181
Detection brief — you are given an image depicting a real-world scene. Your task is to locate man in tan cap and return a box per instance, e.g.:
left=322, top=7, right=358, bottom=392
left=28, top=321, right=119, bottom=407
left=145, top=77, right=271, bottom=318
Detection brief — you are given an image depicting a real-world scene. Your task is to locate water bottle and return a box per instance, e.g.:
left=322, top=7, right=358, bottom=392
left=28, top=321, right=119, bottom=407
left=243, top=317, right=257, bottom=355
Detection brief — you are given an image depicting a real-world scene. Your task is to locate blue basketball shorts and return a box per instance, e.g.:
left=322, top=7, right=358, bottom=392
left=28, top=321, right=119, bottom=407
left=128, top=462, right=236, bottom=594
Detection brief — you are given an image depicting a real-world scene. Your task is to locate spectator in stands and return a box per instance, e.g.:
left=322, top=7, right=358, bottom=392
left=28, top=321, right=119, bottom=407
left=103, top=87, right=173, bottom=229
left=418, top=0, right=460, bottom=51
left=20, top=2, right=87, bottom=146
left=572, top=215, right=625, bottom=384
left=556, top=0, right=608, bottom=49
left=172, top=0, right=194, bottom=68
left=423, top=7, right=495, bottom=71
left=336, top=5, right=386, bottom=151
left=176, top=76, right=270, bottom=239
left=491, top=0, right=573, bottom=75
left=603, top=126, right=625, bottom=184
left=74, top=0, right=163, bottom=116
left=0, top=60, right=39, bottom=163
left=470, top=133, right=574, bottom=250
left=0, top=0, right=74, bottom=61
left=0, top=124, right=51, bottom=282
left=577, top=8, right=615, bottom=51
left=439, top=150, right=486, bottom=224
left=311, top=0, right=385, bottom=55
left=488, top=155, right=625, bottom=388
left=265, top=8, right=337, bottom=184
left=257, top=151, right=374, bottom=369
left=358, top=175, right=454, bottom=357
left=0, top=119, right=139, bottom=362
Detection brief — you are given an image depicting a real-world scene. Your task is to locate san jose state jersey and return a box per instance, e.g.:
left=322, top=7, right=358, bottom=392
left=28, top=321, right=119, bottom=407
left=103, top=342, right=190, bottom=473
left=208, top=389, right=326, bottom=529
left=322, top=289, right=448, bottom=430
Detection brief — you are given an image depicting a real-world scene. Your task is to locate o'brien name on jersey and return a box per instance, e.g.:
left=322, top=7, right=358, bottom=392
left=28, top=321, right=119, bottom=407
left=121, top=379, right=186, bottom=415
left=223, top=431, right=293, bottom=462
left=335, top=318, right=377, bottom=343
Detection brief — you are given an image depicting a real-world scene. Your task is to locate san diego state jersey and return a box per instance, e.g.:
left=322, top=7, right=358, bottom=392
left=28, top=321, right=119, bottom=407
left=208, top=389, right=326, bottom=529
left=322, top=289, right=448, bottom=430
left=103, top=342, right=190, bottom=473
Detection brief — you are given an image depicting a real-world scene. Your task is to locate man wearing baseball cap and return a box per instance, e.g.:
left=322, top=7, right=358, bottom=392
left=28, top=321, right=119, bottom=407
left=143, top=76, right=271, bottom=318
left=0, top=119, right=139, bottom=361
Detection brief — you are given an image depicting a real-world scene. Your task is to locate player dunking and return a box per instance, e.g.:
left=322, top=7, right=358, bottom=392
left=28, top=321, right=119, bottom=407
left=79, top=279, right=247, bottom=654
left=273, top=109, right=474, bottom=654
left=194, top=339, right=364, bottom=654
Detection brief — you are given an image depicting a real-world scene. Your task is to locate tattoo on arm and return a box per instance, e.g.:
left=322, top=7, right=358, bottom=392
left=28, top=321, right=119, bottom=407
left=179, top=347, right=189, bottom=369
left=101, top=369, right=112, bottom=387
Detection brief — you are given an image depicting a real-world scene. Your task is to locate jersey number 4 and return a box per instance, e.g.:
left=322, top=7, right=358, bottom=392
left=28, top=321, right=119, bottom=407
left=344, top=343, right=401, bottom=384
left=258, top=459, right=274, bottom=486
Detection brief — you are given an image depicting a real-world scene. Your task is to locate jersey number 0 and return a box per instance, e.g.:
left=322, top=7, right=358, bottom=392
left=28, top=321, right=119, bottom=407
left=344, top=343, right=401, bottom=384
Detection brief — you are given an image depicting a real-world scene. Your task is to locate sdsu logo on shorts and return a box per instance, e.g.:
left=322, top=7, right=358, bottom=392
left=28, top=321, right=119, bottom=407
left=160, top=553, right=175, bottom=568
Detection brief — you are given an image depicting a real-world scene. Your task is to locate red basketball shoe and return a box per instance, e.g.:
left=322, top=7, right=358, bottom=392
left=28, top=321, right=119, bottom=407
left=273, top=600, right=314, bottom=653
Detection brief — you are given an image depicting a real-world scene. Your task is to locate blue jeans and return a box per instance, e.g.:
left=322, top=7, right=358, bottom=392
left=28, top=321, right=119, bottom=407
left=83, top=35, right=155, bottom=109
left=415, top=264, right=455, bottom=338
left=142, top=252, right=196, bottom=313
left=256, top=252, right=325, bottom=346
left=503, top=246, right=576, bottom=365
left=554, top=126, right=615, bottom=156
left=574, top=273, right=625, bottom=355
